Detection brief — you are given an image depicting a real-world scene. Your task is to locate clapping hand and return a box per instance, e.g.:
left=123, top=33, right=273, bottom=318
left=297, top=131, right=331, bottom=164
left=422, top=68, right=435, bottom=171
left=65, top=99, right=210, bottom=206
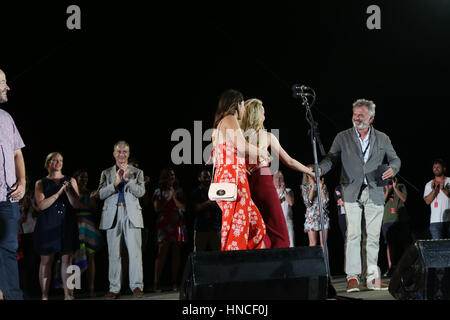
left=432, top=182, right=440, bottom=193
left=123, top=165, right=130, bottom=181
left=166, top=187, right=175, bottom=200
left=392, top=177, right=398, bottom=189
left=62, top=180, right=73, bottom=194
left=114, top=165, right=128, bottom=186
left=55, top=181, right=69, bottom=197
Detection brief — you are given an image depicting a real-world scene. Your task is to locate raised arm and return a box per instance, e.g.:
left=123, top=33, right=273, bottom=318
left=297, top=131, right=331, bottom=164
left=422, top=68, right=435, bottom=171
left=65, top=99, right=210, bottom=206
left=35, top=179, right=65, bottom=211
left=98, top=170, right=116, bottom=200
left=384, top=136, right=401, bottom=176
left=124, top=168, right=146, bottom=199
left=424, top=183, right=438, bottom=206
left=319, top=133, right=342, bottom=176
left=173, top=189, right=186, bottom=212
left=269, top=133, right=314, bottom=176
left=64, top=177, right=82, bottom=209
left=393, top=180, right=407, bottom=203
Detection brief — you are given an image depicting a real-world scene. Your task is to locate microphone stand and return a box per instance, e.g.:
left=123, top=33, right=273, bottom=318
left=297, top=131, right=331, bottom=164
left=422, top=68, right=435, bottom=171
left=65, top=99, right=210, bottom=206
left=299, top=89, right=336, bottom=299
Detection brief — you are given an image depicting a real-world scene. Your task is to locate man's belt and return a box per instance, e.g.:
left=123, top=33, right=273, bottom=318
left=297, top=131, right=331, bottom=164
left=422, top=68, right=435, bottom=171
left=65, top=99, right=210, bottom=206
left=357, top=184, right=368, bottom=200
left=117, top=202, right=126, bottom=207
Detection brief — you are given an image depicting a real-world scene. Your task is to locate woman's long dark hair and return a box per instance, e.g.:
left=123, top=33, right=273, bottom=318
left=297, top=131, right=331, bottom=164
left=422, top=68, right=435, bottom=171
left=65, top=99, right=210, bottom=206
left=158, top=167, right=179, bottom=190
left=213, top=89, right=244, bottom=128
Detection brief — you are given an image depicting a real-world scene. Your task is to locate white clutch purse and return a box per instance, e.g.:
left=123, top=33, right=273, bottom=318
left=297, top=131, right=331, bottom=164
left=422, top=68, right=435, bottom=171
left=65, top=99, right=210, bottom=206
left=208, top=182, right=237, bottom=201
left=208, top=124, right=238, bottom=202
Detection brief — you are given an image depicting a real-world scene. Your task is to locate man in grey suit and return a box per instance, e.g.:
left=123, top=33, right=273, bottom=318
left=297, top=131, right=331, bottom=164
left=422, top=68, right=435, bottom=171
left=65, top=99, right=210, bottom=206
left=319, top=99, right=400, bottom=293
left=99, top=141, right=146, bottom=298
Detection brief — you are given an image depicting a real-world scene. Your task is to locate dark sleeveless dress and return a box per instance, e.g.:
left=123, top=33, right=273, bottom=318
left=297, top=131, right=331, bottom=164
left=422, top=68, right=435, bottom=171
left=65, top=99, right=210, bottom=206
left=247, top=166, right=290, bottom=248
left=34, top=176, right=79, bottom=255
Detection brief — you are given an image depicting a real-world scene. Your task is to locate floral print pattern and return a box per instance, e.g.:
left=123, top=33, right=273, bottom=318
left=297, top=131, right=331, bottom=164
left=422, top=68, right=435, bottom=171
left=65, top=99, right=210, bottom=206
left=214, top=141, right=265, bottom=250
left=301, top=183, right=330, bottom=232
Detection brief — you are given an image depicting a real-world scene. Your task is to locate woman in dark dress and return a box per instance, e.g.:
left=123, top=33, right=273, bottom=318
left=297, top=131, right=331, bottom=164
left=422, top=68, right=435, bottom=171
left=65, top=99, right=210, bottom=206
left=34, top=152, right=81, bottom=300
left=241, top=98, right=314, bottom=248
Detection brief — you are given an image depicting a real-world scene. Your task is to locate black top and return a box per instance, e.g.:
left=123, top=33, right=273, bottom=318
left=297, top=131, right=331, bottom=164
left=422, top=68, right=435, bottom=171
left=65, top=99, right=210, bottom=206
left=33, top=176, right=79, bottom=255
left=189, top=185, right=222, bottom=232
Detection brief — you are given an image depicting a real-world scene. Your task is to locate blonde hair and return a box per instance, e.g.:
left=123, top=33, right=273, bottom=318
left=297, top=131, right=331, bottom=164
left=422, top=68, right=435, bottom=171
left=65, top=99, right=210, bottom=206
left=241, top=98, right=265, bottom=140
left=44, top=152, right=63, bottom=171
left=301, top=164, right=315, bottom=185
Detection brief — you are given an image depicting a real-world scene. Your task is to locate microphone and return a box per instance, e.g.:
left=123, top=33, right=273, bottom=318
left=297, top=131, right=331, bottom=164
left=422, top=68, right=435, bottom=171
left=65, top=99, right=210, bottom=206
left=300, top=85, right=310, bottom=91
left=291, top=84, right=309, bottom=92
left=292, top=92, right=313, bottom=98
left=291, top=84, right=314, bottom=99
left=291, top=84, right=311, bottom=90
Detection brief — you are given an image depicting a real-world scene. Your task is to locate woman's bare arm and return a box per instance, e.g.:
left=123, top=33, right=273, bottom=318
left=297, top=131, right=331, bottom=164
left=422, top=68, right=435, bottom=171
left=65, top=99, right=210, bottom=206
left=269, top=133, right=313, bottom=176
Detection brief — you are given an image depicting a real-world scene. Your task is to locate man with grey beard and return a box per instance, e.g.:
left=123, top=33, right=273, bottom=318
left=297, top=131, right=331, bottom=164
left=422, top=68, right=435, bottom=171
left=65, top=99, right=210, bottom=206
left=0, top=69, right=26, bottom=300
left=319, top=99, right=400, bottom=293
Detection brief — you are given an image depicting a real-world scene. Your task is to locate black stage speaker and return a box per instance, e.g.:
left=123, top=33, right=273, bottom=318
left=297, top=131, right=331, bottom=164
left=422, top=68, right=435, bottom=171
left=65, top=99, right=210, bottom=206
left=179, top=246, right=329, bottom=300
left=389, top=239, right=450, bottom=300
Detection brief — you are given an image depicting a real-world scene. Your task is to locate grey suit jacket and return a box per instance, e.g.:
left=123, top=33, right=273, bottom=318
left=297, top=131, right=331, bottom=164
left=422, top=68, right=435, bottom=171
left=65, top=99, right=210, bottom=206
left=319, top=127, right=401, bottom=206
left=98, top=165, right=146, bottom=230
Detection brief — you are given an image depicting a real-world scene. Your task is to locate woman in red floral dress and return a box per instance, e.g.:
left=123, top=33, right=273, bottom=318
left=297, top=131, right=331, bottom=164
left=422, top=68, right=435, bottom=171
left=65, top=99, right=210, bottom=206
left=212, top=90, right=270, bottom=250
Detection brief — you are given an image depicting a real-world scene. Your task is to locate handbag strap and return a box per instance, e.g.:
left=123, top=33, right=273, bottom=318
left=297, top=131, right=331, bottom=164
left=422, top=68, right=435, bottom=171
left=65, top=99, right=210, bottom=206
left=211, top=119, right=239, bottom=185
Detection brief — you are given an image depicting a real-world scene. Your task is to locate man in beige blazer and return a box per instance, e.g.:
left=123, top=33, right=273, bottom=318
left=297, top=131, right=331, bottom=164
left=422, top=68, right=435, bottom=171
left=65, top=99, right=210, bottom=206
left=98, top=141, right=146, bottom=298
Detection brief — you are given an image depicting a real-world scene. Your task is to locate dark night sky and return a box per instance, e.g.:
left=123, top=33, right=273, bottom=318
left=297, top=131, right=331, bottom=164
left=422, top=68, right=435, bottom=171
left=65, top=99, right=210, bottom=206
left=2, top=1, right=449, bottom=274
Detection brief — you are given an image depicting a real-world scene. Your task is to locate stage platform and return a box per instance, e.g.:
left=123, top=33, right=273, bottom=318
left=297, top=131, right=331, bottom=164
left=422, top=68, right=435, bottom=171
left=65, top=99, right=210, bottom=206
left=73, top=275, right=395, bottom=301
left=329, top=275, right=395, bottom=300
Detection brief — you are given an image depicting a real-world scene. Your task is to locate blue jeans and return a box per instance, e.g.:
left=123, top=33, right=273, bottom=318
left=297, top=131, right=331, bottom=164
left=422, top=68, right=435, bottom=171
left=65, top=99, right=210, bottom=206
left=0, top=200, right=23, bottom=300
left=429, top=222, right=450, bottom=240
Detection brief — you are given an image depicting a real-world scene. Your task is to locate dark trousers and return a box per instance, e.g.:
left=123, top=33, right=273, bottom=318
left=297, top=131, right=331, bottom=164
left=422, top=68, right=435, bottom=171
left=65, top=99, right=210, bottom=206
left=0, top=200, right=23, bottom=300
left=338, top=213, right=347, bottom=240
left=18, top=233, right=40, bottom=299
left=429, top=222, right=450, bottom=240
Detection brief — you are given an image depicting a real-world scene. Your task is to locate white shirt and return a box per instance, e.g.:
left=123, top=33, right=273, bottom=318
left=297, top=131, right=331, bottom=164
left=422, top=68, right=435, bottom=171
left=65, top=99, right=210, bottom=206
left=355, top=127, right=371, bottom=184
left=424, top=177, right=450, bottom=223
left=277, top=187, right=295, bottom=247
left=21, top=207, right=37, bottom=234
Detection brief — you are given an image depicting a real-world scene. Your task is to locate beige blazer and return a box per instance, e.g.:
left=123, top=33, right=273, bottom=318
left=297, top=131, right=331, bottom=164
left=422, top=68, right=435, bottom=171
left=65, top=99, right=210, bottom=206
left=98, top=165, right=145, bottom=229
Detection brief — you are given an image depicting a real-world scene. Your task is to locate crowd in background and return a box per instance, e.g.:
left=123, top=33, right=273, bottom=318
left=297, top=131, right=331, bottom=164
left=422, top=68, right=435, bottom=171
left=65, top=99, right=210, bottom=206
left=3, top=69, right=449, bottom=300
left=14, top=156, right=449, bottom=299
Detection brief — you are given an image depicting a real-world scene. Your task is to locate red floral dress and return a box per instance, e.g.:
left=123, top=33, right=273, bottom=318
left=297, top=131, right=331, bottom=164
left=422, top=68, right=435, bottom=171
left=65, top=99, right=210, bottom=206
left=213, top=141, right=266, bottom=250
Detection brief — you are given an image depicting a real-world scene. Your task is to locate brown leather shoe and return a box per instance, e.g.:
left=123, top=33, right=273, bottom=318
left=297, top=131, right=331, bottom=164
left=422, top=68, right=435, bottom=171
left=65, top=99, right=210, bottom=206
left=104, top=291, right=120, bottom=299
left=132, top=288, right=144, bottom=298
